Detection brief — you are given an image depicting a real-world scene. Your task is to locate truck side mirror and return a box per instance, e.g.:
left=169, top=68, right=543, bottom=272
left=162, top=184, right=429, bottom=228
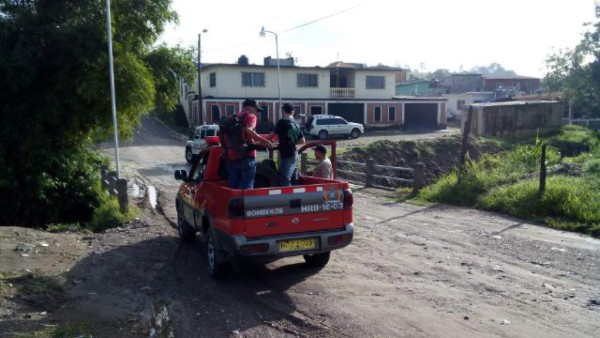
left=174, top=170, right=188, bottom=180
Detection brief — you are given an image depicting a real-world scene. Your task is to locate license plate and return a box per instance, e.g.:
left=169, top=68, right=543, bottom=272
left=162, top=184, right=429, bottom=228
left=278, top=238, right=317, bottom=253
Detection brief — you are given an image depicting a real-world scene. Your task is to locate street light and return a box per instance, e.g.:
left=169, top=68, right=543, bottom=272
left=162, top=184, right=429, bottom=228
left=105, top=0, right=120, bottom=178
left=260, top=26, right=282, bottom=117
left=197, top=29, right=208, bottom=124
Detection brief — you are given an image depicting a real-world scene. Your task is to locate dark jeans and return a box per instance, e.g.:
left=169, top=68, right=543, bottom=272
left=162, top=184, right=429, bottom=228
left=278, top=155, right=298, bottom=186
left=227, top=158, right=257, bottom=189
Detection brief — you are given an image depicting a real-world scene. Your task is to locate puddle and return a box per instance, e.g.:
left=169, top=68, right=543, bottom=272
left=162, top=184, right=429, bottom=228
left=148, top=186, right=157, bottom=209
left=129, top=183, right=142, bottom=198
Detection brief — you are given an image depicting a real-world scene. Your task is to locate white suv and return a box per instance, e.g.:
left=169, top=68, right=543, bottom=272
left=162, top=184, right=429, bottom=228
left=304, top=115, right=364, bottom=140
left=185, top=124, right=219, bottom=163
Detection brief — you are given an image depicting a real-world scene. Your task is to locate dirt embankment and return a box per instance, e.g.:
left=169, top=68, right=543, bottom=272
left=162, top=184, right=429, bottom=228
left=338, top=134, right=506, bottom=186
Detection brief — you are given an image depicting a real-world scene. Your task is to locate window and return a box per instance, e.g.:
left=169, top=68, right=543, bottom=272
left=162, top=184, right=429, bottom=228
left=457, top=100, right=466, bottom=110
left=241, top=72, right=265, bottom=87
left=211, top=105, right=220, bottom=123
left=388, top=106, right=396, bottom=121
left=297, top=73, right=318, bottom=87
left=310, top=106, right=323, bottom=115
left=374, top=106, right=382, bottom=121
left=366, top=76, right=385, bottom=89
left=332, top=118, right=347, bottom=125
left=225, top=105, right=234, bottom=115
left=209, top=72, right=216, bottom=87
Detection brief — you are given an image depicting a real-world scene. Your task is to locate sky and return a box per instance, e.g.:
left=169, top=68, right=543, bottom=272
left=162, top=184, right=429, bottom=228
left=158, top=0, right=598, bottom=78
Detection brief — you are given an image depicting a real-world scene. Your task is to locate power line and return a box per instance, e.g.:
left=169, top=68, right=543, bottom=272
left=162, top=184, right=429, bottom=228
left=196, top=4, right=364, bottom=55
left=281, top=4, right=362, bottom=33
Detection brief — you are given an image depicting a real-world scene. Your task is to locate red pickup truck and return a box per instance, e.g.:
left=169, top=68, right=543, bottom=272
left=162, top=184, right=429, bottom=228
left=174, top=138, right=354, bottom=279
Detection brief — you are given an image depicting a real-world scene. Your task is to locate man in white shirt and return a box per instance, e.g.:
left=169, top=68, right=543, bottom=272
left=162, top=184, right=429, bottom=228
left=313, top=144, right=333, bottom=179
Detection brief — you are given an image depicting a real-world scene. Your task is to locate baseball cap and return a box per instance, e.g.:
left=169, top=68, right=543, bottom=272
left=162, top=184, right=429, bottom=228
left=282, top=103, right=294, bottom=113
left=243, top=98, right=262, bottom=112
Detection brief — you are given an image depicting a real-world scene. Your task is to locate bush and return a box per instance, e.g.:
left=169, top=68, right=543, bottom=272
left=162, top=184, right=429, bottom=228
left=550, top=125, right=599, bottom=157
left=0, top=144, right=104, bottom=227
left=88, top=191, right=138, bottom=232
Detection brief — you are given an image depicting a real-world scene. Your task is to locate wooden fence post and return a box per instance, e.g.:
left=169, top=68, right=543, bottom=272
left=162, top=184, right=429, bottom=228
left=459, top=106, right=473, bottom=169
left=300, top=153, right=308, bottom=174
left=365, top=158, right=375, bottom=188
left=100, top=164, right=109, bottom=190
left=413, top=162, right=425, bottom=194
left=108, top=171, right=118, bottom=195
left=539, top=144, right=547, bottom=196
left=116, top=178, right=129, bottom=214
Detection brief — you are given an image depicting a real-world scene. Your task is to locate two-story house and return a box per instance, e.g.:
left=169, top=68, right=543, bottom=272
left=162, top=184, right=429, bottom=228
left=178, top=57, right=447, bottom=130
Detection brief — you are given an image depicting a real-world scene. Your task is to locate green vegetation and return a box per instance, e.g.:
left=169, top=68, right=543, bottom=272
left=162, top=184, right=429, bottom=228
left=418, top=126, right=600, bottom=237
left=0, top=1, right=193, bottom=229
left=89, top=192, right=139, bottom=232
left=13, top=323, right=92, bottom=338
left=544, top=3, right=600, bottom=118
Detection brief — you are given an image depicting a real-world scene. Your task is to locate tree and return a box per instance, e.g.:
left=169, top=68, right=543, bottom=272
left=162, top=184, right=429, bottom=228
left=0, top=0, right=195, bottom=226
left=544, top=3, right=600, bottom=118
left=470, top=63, right=517, bottom=76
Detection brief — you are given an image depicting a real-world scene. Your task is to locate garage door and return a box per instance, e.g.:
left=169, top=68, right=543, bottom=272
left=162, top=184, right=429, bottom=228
left=327, top=103, right=364, bottom=124
left=404, top=103, right=438, bottom=129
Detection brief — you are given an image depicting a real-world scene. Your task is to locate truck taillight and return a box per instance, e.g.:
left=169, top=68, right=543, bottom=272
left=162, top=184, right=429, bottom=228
left=240, top=243, right=269, bottom=255
left=228, top=198, right=244, bottom=218
left=343, top=189, right=353, bottom=209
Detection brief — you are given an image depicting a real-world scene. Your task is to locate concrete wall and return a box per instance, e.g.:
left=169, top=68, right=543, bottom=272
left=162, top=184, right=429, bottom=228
left=462, top=101, right=563, bottom=137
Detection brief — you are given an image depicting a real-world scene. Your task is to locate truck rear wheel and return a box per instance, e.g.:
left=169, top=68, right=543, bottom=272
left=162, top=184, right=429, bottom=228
left=303, top=252, right=331, bottom=267
left=205, top=228, right=231, bottom=279
left=177, top=203, right=196, bottom=243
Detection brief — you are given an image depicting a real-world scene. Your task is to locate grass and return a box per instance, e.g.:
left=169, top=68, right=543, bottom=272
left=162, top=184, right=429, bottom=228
left=12, top=323, right=92, bottom=338
left=417, top=125, right=600, bottom=237
left=88, top=194, right=139, bottom=232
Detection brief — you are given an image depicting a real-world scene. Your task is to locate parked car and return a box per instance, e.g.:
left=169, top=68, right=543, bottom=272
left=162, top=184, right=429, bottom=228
left=185, top=124, right=220, bottom=163
left=304, top=115, right=364, bottom=140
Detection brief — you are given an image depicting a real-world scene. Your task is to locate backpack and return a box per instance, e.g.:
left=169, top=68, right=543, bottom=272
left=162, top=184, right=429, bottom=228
left=219, top=112, right=250, bottom=160
left=285, top=119, right=300, bottom=144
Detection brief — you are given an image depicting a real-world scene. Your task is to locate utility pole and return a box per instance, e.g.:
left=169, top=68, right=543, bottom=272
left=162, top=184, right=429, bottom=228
left=197, top=29, right=207, bottom=124
left=106, top=0, right=120, bottom=178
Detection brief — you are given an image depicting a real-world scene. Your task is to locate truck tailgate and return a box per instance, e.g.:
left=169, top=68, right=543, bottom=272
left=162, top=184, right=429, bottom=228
left=242, top=183, right=346, bottom=238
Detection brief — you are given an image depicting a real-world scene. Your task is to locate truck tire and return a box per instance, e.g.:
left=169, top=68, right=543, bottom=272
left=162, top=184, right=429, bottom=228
left=205, top=228, right=231, bottom=279
left=303, top=251, right=331, bottom=267
left=185, top=147, right=193, bottom=163
left=350, top=128, right=361, bottom=139
left=177, top=203, right=196, bottom=243
left=318, top=130, right=328, bottom=140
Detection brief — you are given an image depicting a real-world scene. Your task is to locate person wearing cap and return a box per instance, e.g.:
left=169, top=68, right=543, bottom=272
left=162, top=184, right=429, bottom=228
left=226, top=98, right=272, bottom=189
left=312, top=144, right=333, bottom=179
left=267, top=103, right=305, bottom=186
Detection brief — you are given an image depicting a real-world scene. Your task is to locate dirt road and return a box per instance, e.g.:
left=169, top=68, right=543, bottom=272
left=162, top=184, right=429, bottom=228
left=1, top=117, right=598, bottom=337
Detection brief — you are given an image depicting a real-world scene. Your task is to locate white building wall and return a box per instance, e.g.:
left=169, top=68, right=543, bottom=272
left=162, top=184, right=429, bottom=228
left=202, top=65, right=397, bottom=100
left=354, top=72, right=396, bottom=99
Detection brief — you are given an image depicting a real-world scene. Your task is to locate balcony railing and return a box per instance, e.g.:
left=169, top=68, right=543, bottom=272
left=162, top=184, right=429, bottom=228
left=330, top=88, right=355, bottom=98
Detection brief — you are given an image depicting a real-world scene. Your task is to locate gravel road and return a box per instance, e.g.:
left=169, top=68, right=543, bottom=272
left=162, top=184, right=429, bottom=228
left=1, top=117, right=597, bottom=337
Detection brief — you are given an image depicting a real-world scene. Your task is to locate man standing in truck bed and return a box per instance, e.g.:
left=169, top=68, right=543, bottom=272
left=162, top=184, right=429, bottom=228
left=268, top=103, right=305, bottom=186
left=224, top=99, right=272, bottom=189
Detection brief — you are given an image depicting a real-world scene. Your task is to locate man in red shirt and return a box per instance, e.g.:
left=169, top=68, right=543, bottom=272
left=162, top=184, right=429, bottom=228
left=225, top=99, right=272, bottom=189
